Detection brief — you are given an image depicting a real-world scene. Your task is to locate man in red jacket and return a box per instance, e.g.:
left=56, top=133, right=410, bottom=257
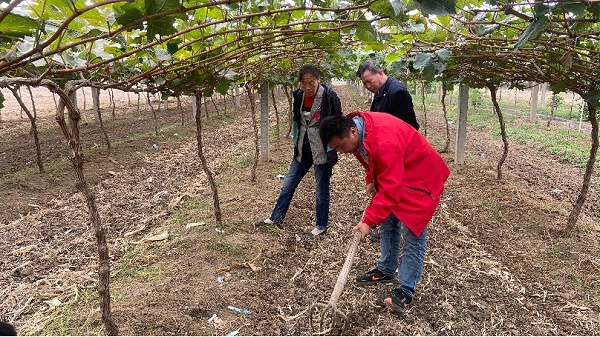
left=319, top=111, right=450, bottom=313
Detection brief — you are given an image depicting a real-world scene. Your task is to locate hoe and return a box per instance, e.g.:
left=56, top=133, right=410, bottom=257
left=308, top=230, right=361, bottom=335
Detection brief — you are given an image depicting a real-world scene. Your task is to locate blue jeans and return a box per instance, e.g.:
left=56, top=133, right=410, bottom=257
left=377, top=214, right=427, bottom=298
left=269, top=156, right=332, bottom=230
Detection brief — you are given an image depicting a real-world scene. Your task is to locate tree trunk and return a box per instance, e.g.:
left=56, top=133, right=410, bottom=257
left=58, top=80, right=118, bottom=336
left=109, top=89, right=116, bottom=119
left=26, top=85, right=37, bottom=135
left=547, top=93, right=557, bottom=128
left=488, top=83, right=509, bottom=180
left=565, top=100, right=599, bottom=233
left=9, top=86, right=44, bottom=172
left=283, top=85, right=293, bottom=139
left=210, top=96, right=219, bottom=115
left=271, top=87, right=280, bottom=141
left=246, top=83, right=260, bottom=182
left=440, top=81, right=450, bottom=153
left=97, top=100, right=111, bottom=149
left=194, top=92, right=222, bottom=225
left=92, top=87, right=101, bottom=121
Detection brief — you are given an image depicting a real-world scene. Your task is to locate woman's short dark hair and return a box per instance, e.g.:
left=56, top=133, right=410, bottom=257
left=299, top=64, right=320, bottom=81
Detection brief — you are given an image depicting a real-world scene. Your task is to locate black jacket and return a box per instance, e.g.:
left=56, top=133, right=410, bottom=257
left=370, top=77, right=420, bottom=131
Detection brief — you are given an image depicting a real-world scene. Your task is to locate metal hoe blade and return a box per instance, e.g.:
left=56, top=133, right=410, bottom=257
left=309, top=231, right=362, bottom=335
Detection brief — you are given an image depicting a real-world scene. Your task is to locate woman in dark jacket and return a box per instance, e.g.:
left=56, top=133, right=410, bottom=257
left=254, top=64, right=342, bottom=237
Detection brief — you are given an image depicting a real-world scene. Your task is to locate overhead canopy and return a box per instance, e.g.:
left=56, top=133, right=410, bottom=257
left=0, top=0, right=597, bottom=100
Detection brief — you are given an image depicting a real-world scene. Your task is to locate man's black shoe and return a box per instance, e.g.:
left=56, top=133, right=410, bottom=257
left=384, top=289, right=413, bottom=313
left=355, top=268, right=396, bottom=285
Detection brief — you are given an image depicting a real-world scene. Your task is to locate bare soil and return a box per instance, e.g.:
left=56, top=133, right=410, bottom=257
left=0, top=83, right=598, bottom=336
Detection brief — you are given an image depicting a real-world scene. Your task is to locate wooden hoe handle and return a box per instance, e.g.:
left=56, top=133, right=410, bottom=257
left=309, top=231, right=362, bottom=335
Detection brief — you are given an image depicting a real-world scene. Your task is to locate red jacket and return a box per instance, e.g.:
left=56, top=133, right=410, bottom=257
left=348, top=111, right=450, bottom=236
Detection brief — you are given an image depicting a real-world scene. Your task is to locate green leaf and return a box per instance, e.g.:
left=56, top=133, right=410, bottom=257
left=550, top=80, right=568, bottom=94
left=562, top=3, right=586, bottom=18
left=389, top=60, right=409, bottom=76
left=389, top=0, right=405, bottom=16
left=404, top=21, right=425, bottom=33
left=29, top=0, right=87, bottom=20
left=370, top=0, right=404, bottom=17
left=434, top=15, right=451, bottom=26
left=365, top=41, right=386, bottom=52
left=206, top=7, right=224, bottom=20
left=533, top=3, right=550, bottom=18
left=355, top=22, right=379, bottom=42
left=390, top=33, right=414, bottom=43
left=513, top=16, right=548, bottom=50
left=0, top=13, right=38, bottom=38
left=413, top=0, right=456, bottom=16
left=421, top=64, right=436, bottom=81
left=167, top=40, right=180, bottom=54
left=93, top=43, right=115, bottom=60
left=0, top=92, right=4, bottom=110
left=582, top=90, right=599, bottom=105
left=215, top=79, right=231, bottom=95
left=433, top=61, right=448, bottom=74
left=78, top=6, right=107, bottom=26
left=385, top=53, right=402, bottom=64
left=114, top=2, right=145, bottom=27
left=67, top=17, right=91, bottom=34
left=413, top=53, right=432, bottom=70
left=79, top=28, right=103, bottom=39
left=435, top=48, right=451, bottom=61
left=145, top=0, right=183, bottom=15
left=291, top=10, right=305, bottom=20
left=147, top=17, right=177, bottom=40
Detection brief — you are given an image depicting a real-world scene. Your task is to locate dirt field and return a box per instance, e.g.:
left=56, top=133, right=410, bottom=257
left=0, top=83, right=598, bottom=336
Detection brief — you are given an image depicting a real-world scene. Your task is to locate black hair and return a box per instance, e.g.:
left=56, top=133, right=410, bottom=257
left=356, top=59, right=381, bottom=78
left=319, top=115, right=356, bottom=146
left=298, top=64, right=320, bottom=81
left=0, top=321, right=16, bottom=336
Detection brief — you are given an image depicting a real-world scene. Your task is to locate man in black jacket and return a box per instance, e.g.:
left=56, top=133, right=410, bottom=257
left=357, top=60, right=420, bottom=131
left=255, top=64, right=342, bottom=238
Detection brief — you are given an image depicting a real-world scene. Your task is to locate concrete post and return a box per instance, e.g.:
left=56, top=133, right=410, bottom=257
left=455, top=84, right=469, bottom=164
